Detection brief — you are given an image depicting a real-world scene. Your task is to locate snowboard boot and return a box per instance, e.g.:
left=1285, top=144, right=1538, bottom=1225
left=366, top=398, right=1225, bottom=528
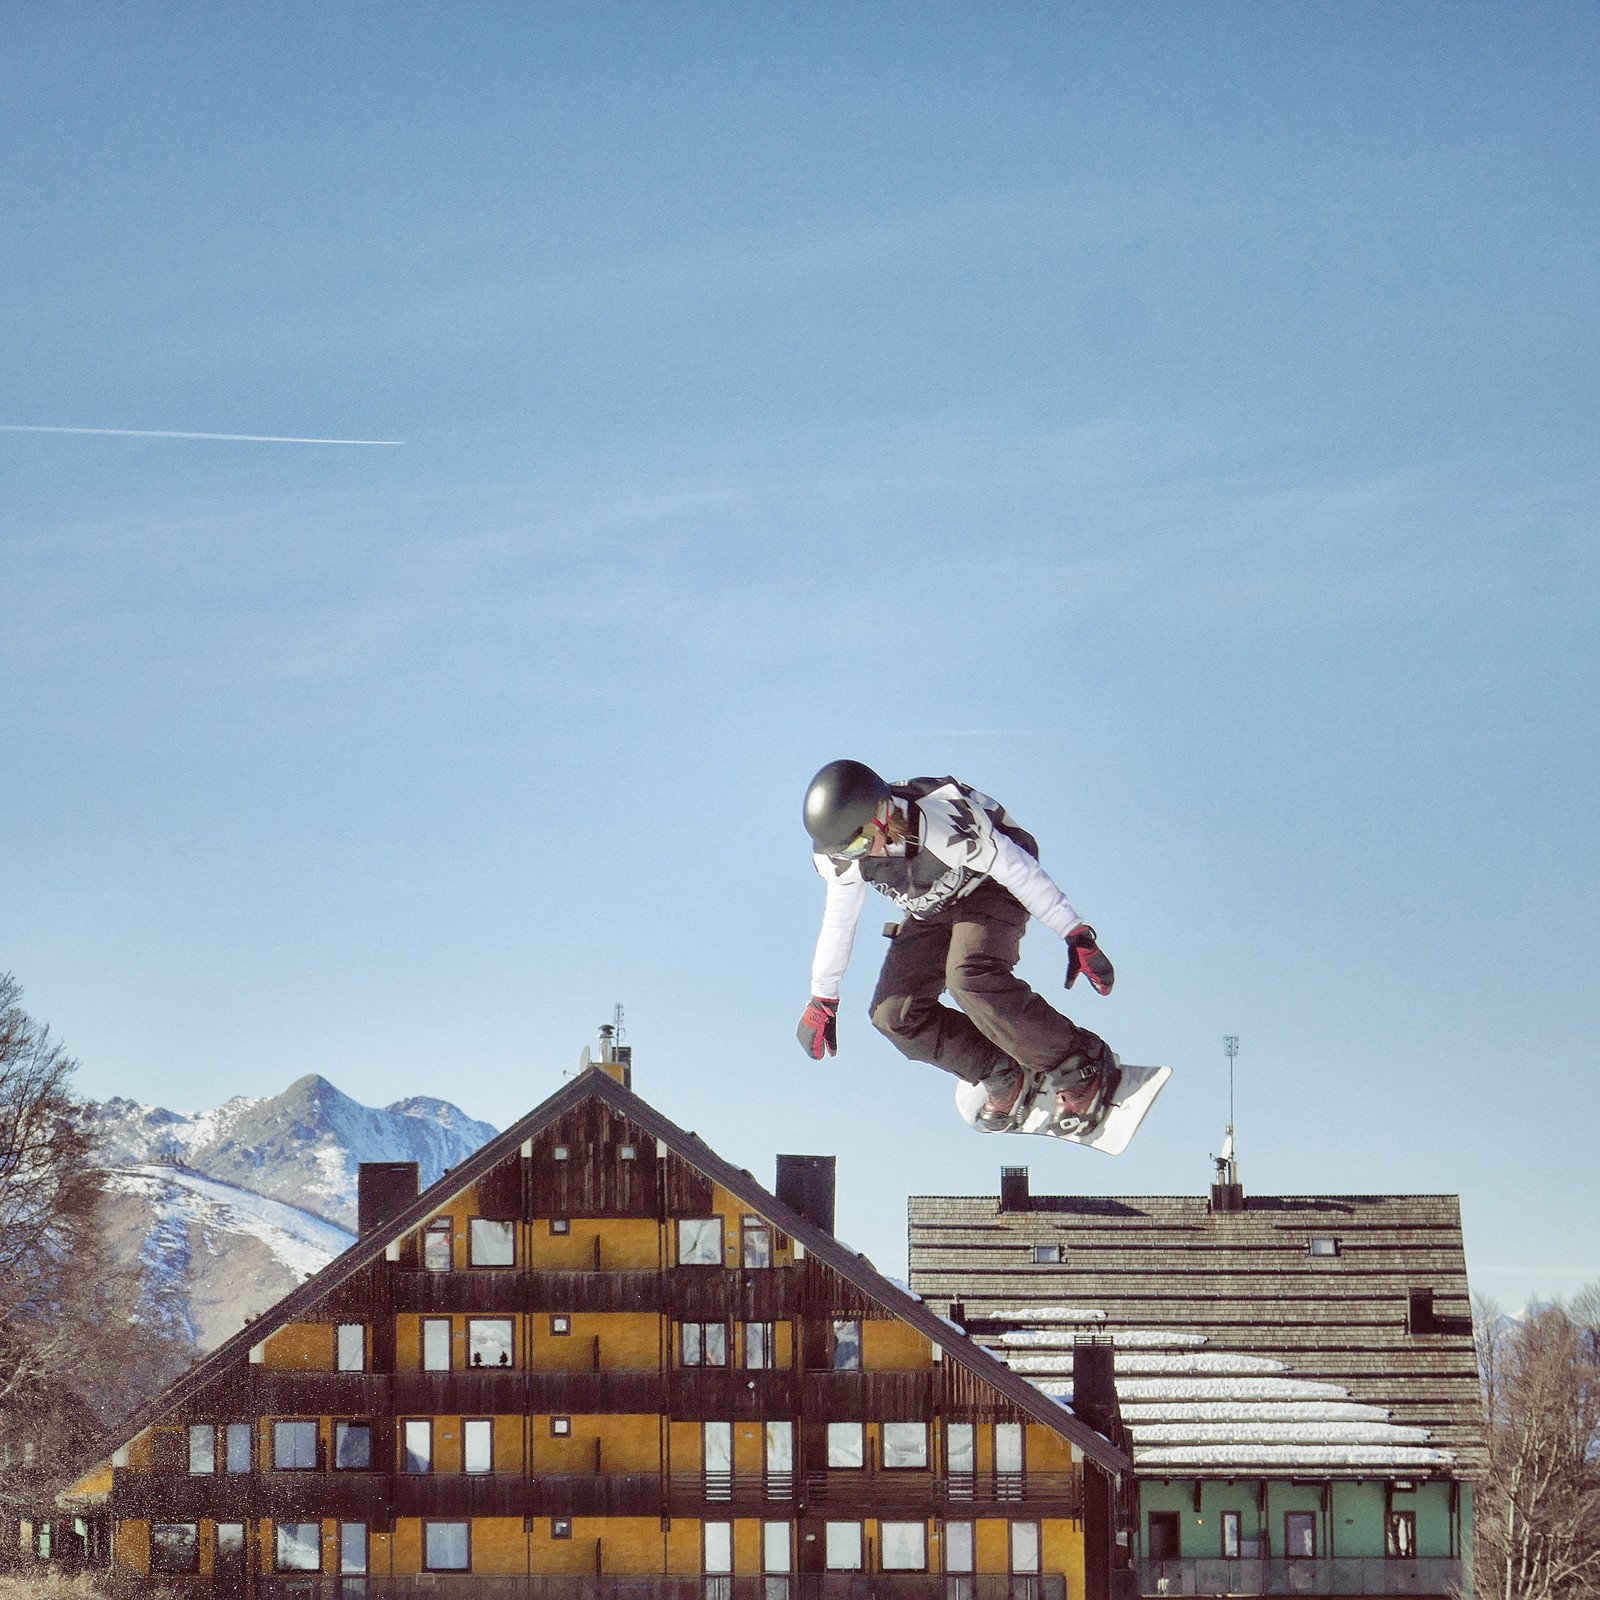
left=974, top=1062, right=1029, bottom=1131
left=1048, top=1044, right=1122, bottom=1136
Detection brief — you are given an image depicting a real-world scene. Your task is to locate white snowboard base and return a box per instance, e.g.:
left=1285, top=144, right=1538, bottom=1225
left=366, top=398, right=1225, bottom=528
left=955, top=1060, right=1172, bottom=1156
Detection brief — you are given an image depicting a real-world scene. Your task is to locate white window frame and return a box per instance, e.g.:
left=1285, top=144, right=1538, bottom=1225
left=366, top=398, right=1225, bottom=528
left=276, top=1523, right=322, bottom=1573
left=682, top=1322, right=729, bottom=1368
left=336, top=1323, right=366, bottom=1372
left=403, top=1419, right=433, bottom=1474
left=945, top=1521, right=975, bottom=1573
left=469, top=1218, right=516, bottom=1267
left=825, top=1522, right=863, bottom=1571
left=424, top=1521, right=470, bottom=1572
left=1010, top=1521, right=1041, bottom=1575
left=421, top=1318, right=452, bottom=1371
left=827, top=1422, right=864, bottom=1468
left=272, top=1420, right=318, bottom=1472
left=463, top=1418, right=493, bottom=1475
left=883, top=1422, right=928, bottom=1468
left=422, top=1218, right=452, bottom=1272
left=467, top=1317, right=514, bottom=1369
left=340, top=1523, right=368, bottom=1576
left=881, top=1521, right=928, bottom=1571
left=678, top=1217, right=724, bottom=1265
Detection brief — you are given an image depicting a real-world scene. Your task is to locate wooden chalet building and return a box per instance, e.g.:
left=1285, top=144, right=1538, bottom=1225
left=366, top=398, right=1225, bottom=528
left=63, top=1052, right=1136, bottom=1599
left=907, top=1166, right=1484, bottom=1599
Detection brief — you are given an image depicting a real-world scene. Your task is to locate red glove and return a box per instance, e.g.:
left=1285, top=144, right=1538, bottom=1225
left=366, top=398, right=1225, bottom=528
left=797, top=996, right=839, bottom=1058
left=1065, top=925, right=1115, bottom=996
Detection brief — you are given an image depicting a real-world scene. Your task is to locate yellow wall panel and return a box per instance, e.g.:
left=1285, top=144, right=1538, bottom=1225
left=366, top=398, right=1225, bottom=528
left=669, top=1420, right=702, bottom=1468
left=1026, top=1427, right=1072, bottom=1471
left=975, top=1518, right=1009, bottom=1574
left=115, top=1519, right=149, bottom=1574
left=599, top=1517, right=669, bottom=1572
left=862, top=1320, right=932, bottom=1371
left=1043, top=1518, right=1085, bottom=1590
left=532, top=1219, right=661, bottom=1269
left=472, top=1518, right=527, bottom=1574
left=665, top=1518, right=703, bottom=1574
left=391, top=1519, right=422, bottom=1575
left=263, top=1322, right=334, bottom=1370
left=530, top=1414, right=661, bottom=1473
left=531, top=1312, right=662, bottom=1371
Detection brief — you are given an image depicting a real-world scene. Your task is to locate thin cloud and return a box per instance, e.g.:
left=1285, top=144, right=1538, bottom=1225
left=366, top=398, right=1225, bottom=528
left=0, top=424, right=402, bottom=446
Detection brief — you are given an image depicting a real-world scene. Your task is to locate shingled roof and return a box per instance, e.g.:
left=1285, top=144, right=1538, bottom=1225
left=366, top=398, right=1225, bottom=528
left=907, top=1187, right=1485, bottom=1480
left=80, top=1068, right=1128, bottom=1479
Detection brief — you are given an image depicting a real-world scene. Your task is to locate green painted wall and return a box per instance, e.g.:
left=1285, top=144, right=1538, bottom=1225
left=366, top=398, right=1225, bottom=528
left=1137, top=1478, right=1468, bottom=1563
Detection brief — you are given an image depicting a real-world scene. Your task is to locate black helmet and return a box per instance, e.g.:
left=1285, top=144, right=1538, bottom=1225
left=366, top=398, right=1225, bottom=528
left=803, top=760, right=891, bottom=856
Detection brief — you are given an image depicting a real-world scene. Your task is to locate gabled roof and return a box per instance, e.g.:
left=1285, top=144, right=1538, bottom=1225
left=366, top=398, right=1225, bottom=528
left=83, top=1069, right=1128, bottom=1477
left=908, top=1189, right=1484, bottom=1479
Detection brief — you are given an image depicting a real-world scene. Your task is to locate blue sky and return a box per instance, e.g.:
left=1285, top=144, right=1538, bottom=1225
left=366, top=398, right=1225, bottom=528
left=3, top=3, right=1596, bottom=1312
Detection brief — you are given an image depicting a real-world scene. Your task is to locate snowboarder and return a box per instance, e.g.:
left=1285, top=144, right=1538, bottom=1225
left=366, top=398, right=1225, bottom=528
left=797, top=760, right=1120, bottom=1134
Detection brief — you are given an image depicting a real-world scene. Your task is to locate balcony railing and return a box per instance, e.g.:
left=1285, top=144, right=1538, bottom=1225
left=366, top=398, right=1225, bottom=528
left=672, top=1472, right=1082, bottom=1515
left=1135, top=1557, right=1465, bottom=1596
left=164, top=1577, right=1068, bottom=1600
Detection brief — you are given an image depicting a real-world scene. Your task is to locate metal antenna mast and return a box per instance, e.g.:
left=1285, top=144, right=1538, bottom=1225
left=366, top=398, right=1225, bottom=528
left=1225, top=1034, right=1239, bottom=1137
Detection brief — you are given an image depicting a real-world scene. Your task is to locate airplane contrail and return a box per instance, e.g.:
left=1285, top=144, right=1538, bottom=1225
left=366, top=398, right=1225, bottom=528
left=0, top=424, right=403, bottom=445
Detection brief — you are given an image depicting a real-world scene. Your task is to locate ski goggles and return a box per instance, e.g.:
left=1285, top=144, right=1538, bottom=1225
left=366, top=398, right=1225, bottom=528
left=833, top=804, right=892, bottom=860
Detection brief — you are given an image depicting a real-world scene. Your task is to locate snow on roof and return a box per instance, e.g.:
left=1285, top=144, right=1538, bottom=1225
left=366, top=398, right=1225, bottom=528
left=996, top=1328, right=1208, bottom=1349
left=989, top=1304, right=1457, bottom=1472
left=1007, top=1350, right=1287, bottom=1376
left=985, top=1305, right=1107, bottom=1322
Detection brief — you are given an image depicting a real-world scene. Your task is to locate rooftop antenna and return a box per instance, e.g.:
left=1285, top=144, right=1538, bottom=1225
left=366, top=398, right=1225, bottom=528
left=1211, top=1036, right=1244, bottom=1211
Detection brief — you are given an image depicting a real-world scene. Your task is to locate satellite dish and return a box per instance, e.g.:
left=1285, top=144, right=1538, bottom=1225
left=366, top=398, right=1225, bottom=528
left=578, top=1046, right=592, bottom=1073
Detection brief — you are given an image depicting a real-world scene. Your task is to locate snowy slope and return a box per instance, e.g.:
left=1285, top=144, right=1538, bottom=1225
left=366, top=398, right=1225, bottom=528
left=91, top=1074, right=497, bottom=1229
left=88, top=1075, right=497, bottom=1352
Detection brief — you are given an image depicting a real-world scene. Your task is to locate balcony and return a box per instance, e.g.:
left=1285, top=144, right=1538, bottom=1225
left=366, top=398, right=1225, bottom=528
left=1135, top=1557, right=1465, bottom=1596
left=384, top=1272, right=666, bottom=1315
left=181, top=1577, right=1069, bottom=1600
left=668, top=1471, right=1082, bottom=1517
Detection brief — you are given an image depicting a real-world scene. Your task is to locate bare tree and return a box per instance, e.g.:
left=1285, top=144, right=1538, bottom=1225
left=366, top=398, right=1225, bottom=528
left=0, top=974, right=189, bottom=1540
left=1471, top=1286, right=1600, bottom=1599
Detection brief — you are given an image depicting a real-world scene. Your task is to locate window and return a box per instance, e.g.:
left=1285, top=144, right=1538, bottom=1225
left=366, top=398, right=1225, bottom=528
left=403, top=1419, right=433, bottom=1474
left=468, top=1318, right=514, bottom=1368
left=825, top=1522, right=863, bottom=1571
left=704, top=1521, right=733, bottom=1574
left=422, top=1318, right=452, bottom=1371
left=187, top=1425, right=216, bottom=1475
left=552, top=1519, right=572, bottom=1540
left=995, top=1423, right=1024, bottom=1473
left=1010, top=1522, right=1040, bottom=1575
left=946, top=1422, right=975, bottom=1475
left=423, top=1218, right=452, bottom=1272
left=150, top=1524, right=199, bottom=1574
left=1386, top=1511, right=1417, bottom=1559
left=883, top=1422, right=929, bottom=1468
left=703, top=1421, right=733, bottom=1493
left=1309, top=1236, right=1341, bottom=1258
left=831, top=1320, right=862, bottom=1371
left=334, top=1422, right=372, bottom=1471
left=1033, top=1243, right=1065, bottom=1264
left=225, top=1422, right=253, bottom=1474
left=340, top=1523, right=368, bottom=1576
left=464, top=1419, right=493, bottom=1475
left=1285, top=1512, right=1317, bottom=1559
left=336, top=1323, right=366, bottom=1371
left=742, top=1217, right=773, bottom=1267
left=765, top=1421, right=794, bottom=1489
left=273, top=1420, right=318, bottom=1471
left=469, top=1218, right=515, bottom=1267
left=882, top=1522, right=927, bottom=1571
left=945, top=1521, right=974, bottom=1573
left=550, top=1315, right=571, bottom=1336
left=550, top=1218, right=570, bottom=1235
left=679, top=1217, right=724, bottom=1265
left=827, top=1422, right=864, bottom=1468
left=745, top=1322, right=774, bottom=1369
left=276, top=1523, right=322, bottom=1572
left=216, top=1524, right=246, bottom=1574
left=424, top=1521, right=470, bottom=1572
left=1221, top=1511, right=1241, bottom=1559
left=552, top=1144, right=570, bottom=1161
left=682, top=1322, right=729, bottom=1367
left=551, top=1417, right=572, bottom=1438
left=619, top=1144, right=637, bottom=1160
left=764, top=1521, right=792, bottom=1600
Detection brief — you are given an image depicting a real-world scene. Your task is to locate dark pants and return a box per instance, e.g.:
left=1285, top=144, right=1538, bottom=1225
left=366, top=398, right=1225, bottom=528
left=869, top=880, right=1107, bottom=1085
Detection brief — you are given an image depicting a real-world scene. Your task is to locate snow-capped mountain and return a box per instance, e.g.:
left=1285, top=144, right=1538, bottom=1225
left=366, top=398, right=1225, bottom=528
left=88, top=1076, right=498, bottom=1352
left=92, top=1073, right=498, bottom=1230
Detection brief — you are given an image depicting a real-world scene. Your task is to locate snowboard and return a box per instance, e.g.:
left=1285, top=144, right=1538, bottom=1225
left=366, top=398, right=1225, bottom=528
left=955, top=1060, right=1172, bottom=1156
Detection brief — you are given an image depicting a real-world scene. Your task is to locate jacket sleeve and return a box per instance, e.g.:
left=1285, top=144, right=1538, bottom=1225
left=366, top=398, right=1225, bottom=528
left=809, top=855, right=869, bottom=999
left=984, top=831, right=1083, bottom=939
